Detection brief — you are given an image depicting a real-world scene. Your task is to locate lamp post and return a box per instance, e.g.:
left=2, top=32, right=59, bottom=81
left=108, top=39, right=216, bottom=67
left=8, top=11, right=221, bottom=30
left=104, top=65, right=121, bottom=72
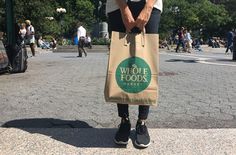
left=56, top=8, right=66, bottom=37
left=233, top=36, right=236, bottom=61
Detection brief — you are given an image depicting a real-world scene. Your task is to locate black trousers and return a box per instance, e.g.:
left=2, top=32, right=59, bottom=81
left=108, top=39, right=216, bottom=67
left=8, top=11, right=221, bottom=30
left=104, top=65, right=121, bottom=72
left=78, top=37, right=87, bottom=57
left=108, top=0, right=161, bottom=120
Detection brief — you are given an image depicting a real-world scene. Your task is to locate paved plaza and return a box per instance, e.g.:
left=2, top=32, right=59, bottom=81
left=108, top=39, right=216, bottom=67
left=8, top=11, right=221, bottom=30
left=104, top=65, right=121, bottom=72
left=0, top=47, right=236, bottom=154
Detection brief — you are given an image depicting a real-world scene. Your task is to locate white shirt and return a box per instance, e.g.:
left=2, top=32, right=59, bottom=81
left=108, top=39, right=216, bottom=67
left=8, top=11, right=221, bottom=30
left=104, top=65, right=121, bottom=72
left=106, top=0, right=163, bottom=14
left=77, top=26, right=86, bottom=39
left=185, top=33, right=192, bottom=42
left=26, top=25, right=35, bottom=43
left=20, top=28, right=26, bottom=38
left=87, top=37, right=91, bottom=42
left=27, top=25, right=34, bottom=36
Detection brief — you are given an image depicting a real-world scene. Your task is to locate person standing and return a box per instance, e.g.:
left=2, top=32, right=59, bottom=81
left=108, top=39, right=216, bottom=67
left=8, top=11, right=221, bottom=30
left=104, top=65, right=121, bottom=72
left=106, top=0, right=162, bottom=148
left=19, top=23, right=27, bottom=40
left=77, top=24, right=87, bottom=57
left=225, top=29, right=234, bottom=54
left=25, top=20, right=36, bottom=57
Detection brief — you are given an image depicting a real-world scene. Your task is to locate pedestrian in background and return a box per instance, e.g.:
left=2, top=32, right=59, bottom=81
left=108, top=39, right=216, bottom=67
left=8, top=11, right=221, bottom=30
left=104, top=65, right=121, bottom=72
left=25, top=20, right=36, bottom=57
left=106, top=0, right=162, bottom=148
left=85, top=35, right=92, bottom=49
left=19, top=23, right=26, bottom=40
left=175, top=27, right=185, bottom=53
left=77, top=23, right=87, bottom=57
left=184, top=29, right=192, bottom=53
left=50, top=37, right=57, bottom=49
left=225, top=29, right=235, bottom=54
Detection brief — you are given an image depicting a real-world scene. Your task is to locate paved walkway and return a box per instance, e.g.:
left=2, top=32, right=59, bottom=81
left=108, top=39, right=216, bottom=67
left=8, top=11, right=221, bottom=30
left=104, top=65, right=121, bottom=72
left=1, top=46, right=236, bottom=154
left=1, top=128, right=236, bottom=155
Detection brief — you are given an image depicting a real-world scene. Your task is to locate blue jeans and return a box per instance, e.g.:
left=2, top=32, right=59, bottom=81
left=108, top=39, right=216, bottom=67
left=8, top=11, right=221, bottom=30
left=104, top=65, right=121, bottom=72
left=108, top=0, right=161, bottom=120
left=225, top=41, right=233, bottom=53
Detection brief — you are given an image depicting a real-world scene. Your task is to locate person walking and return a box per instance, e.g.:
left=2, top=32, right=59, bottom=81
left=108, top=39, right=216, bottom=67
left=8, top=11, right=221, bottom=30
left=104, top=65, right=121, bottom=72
left=25, top=20, right=36, bottom=57
left=175, top=27, right=185, bottom=53
left=106, top=0, right=162, bottom=148
left=184, top=29, right=192, bottom=53
left=225, top=29, right=234, bottom=54
left=77, top=24, right=87, bottom=57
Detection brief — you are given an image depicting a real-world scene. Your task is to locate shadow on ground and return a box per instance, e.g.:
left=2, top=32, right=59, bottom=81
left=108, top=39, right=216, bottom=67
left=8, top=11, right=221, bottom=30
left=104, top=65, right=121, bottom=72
left=166, top=59, right=197, bottom=63
left=1, top=118, right=129, bottom=148
left=61, top=56, right=80, bottom=59
left=215, top=59, right=236, bottom=62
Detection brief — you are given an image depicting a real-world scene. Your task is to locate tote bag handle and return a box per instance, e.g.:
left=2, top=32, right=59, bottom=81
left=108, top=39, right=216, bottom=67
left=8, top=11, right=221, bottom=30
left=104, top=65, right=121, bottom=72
left=124, top=29, right=145, bottom=47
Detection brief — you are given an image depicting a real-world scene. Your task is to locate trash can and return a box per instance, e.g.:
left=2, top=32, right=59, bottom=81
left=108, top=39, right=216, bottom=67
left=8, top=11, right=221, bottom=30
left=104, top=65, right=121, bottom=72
left=99, top=22, right=109, bottom=38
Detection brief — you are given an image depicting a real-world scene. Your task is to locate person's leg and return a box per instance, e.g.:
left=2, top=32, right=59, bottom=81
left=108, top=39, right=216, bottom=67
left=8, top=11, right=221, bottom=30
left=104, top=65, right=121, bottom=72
left=225, top=41, right=231, bottom=53
left=176, top=41, right=180, bottom=52
left=108, top=9, right=130, bottom=145
left=229, top=42, right=233, bottom=53
left=81, top=39, right=87, bottom=57
left=78, top=39, right=82, bottom=57
left=225, top=46, right=229, bottom=53
left=134, top=7, right=160, bottom=148
left=138, top=105, right=150, bottom=120
left=117, top=104, right=129, bottom=118
left=30, top=43, right=35, bottom=56
left=114, top=103, right=130, bottom=145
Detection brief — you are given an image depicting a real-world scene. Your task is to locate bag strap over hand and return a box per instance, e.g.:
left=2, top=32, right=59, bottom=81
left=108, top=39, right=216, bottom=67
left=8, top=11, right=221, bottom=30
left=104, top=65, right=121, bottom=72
left=124, top=29, right=145, bottom=47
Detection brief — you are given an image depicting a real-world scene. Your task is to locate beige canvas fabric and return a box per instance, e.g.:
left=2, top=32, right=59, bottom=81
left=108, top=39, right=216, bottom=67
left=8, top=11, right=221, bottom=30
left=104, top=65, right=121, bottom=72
left=104, top=31, right=159, bottom=106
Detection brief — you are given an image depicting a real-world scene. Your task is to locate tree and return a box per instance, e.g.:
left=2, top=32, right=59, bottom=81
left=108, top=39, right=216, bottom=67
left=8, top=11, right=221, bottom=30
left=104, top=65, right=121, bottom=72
left=75, top=0, right=95, bottom=27
left=159, top=0, right=230, bottom=39
left=223, top=0, right=236, bottom=30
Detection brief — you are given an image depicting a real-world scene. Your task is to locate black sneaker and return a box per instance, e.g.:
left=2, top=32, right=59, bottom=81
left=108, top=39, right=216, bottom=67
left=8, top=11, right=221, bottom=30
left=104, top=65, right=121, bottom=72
left=135, top=120, right=150, bottom=148
left=114, top=118, right=131, bottom=145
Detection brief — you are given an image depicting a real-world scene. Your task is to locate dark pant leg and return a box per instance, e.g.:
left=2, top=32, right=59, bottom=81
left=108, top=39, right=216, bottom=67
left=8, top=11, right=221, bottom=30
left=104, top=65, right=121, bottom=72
left=108, top=10, right=128, bottom=118
left=138, top=8, right=160, bottom=120
left=138, top=106, right=150, bottom=119
left=176, top=41, right=180, bottom=52
left=78, top=37, right=86, bottom=57
left=117, top=104, right=129, bottom=118
left=80, top=38, right=87, bottom=56
left=30, top=43, right=35, bottom=56
left=78, top=45, right=82, bottom=57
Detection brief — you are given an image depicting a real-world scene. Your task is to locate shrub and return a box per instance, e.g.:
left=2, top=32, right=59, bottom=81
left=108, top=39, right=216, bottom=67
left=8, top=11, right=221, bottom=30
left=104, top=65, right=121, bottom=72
left=92, top=37, right=110, bottom=45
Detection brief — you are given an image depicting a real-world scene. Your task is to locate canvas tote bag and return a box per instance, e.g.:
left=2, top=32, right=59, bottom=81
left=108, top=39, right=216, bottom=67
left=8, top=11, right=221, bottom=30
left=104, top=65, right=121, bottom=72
left=104, top=31, right=159, bottom=106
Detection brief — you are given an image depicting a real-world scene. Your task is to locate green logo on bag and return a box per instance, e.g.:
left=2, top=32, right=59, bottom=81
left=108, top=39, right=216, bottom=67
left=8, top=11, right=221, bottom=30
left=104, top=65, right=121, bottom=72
left=116, top=57, right=151, bottom=93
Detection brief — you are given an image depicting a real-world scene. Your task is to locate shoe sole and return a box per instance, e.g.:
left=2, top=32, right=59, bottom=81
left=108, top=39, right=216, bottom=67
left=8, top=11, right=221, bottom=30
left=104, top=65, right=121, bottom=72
left=134, top=140, right=150, bottom=148
left=114, top=139, right=129, bottom=145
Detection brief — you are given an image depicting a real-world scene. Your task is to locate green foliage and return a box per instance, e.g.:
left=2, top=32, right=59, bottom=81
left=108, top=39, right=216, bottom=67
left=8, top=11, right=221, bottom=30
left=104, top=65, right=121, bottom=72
left=43, top=35, right=54, bottom=42
left=75, top=0, right=95, bottom=27
left=160, top=0, right=230, bottom=38
left=223, top=0, right=236, bottom=30
left=92, top=37, right=109, bottom=45
left=0, top=0, right=234, bottom=40
left=0, top=0, right=97, bottom=38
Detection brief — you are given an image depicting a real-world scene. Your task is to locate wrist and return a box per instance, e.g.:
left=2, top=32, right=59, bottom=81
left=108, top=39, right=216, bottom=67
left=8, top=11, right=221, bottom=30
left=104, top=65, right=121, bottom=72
left=144, top=3, right=154, bottom=11
left=120, top=5, right=129, bottom=13
left=145, top=0, right=155, bottom=10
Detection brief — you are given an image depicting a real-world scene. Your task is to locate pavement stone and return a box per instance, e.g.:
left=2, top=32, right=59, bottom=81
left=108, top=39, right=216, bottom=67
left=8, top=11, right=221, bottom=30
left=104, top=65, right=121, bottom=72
left=0, top=50, right=236, bottom=129
left=1, top=128, right=236, bottom=155
left=0, top=46, right=236, bottom=153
